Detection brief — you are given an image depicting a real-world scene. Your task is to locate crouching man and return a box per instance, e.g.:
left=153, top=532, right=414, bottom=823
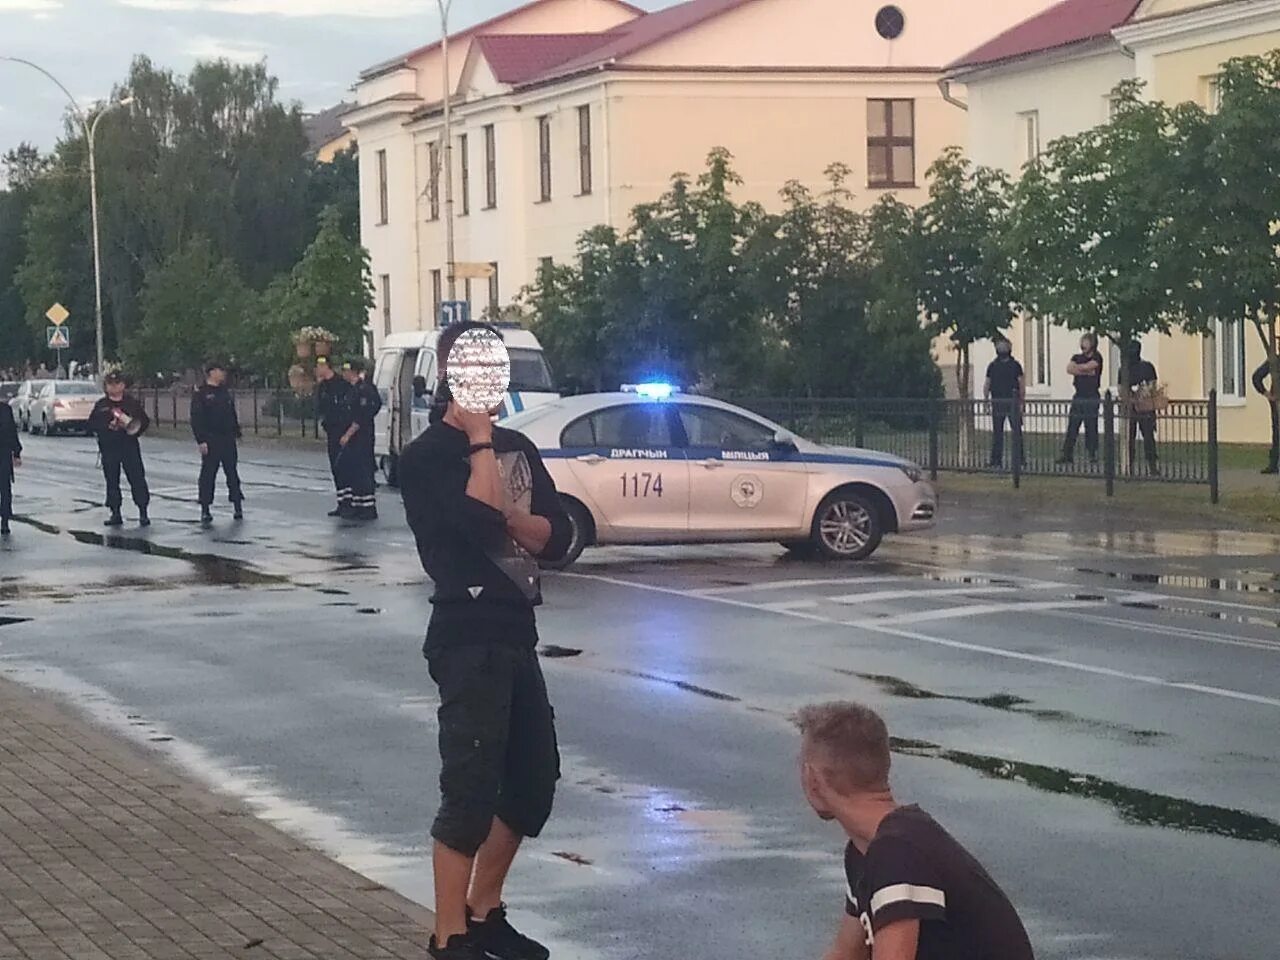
left=798, top=702, right=1034, bottom=960
left=400, top=322, right=572, bottom=960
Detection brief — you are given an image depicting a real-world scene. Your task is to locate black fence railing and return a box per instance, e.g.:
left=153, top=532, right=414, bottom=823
left=140, top=387, right=326, bottom=442
left=733, top=391, right=1220, bottom=502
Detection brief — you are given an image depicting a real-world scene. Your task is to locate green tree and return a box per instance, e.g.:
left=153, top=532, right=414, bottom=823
left=1163, top=53, right=1280, bottom=435
left=1007, top=81, right=1206, bottom=395
left=307, top=145, right=360, bottom=241
left=249, top=205, right=375, bottom=373
left=0, top=145, right=48, bottom=369
left=913, top=147, right=1016, bottom=399
left=128, top=236, right=257, bottom=376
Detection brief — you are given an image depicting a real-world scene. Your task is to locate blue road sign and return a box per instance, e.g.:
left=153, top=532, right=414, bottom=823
left=47, top=326, right=70, bottom=349
left=440, top=301, right=470, bottom=327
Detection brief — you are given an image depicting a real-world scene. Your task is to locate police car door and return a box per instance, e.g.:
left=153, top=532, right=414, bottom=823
left=561, top=403, right=690, bottom=542
left=677, top=403, right=810, bottom=537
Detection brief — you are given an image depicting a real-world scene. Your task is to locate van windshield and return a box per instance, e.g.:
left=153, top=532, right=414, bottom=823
left=508, top=348, right=554, bottom=392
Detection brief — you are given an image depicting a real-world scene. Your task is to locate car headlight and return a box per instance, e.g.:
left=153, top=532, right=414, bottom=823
left=898, top=463, right=923, bottom=483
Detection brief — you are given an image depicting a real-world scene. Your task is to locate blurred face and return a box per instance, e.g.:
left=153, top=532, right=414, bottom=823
left=342, top=369, right=360, bottom=385
left=105, top=381, right=125, bottom=401
left=996, top=340, right=1011, bottom=357
left=1081, top=336, right=1095, bottom=354
left=316, top=364, right=333, bottom=381
left=799, top=741, right=838, bottom=822
left=207, top=367, right=227, bottom=386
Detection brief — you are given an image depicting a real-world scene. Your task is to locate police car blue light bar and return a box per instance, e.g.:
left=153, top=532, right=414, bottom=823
left=621, top=382, right=678, bottom=399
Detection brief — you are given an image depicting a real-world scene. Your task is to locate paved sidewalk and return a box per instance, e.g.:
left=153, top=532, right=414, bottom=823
left=0, top=677, right=432, bottom=960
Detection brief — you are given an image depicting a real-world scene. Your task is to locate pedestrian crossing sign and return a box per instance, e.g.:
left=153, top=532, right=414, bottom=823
left=47, top=326, right=70, bottom=349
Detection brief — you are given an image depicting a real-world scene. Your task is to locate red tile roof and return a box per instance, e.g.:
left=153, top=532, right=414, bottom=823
left=524, top=0, right=759, bottom=83
left=474, top=32, right=624, bottom=84
left=948, top=0, right=1142, bottom=73
left=360, top=0, right=645, bottom=80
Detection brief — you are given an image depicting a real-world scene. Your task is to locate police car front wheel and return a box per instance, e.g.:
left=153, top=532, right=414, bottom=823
left=811, top=491, right=883, bottom=561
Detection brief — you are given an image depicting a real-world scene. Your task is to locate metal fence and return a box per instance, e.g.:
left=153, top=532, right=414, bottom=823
left=733, top=391, right=1220, bottom=502
left=140, top=387, right=326, bottom=441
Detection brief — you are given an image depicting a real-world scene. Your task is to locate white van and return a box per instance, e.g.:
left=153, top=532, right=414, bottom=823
left=371, top=324, right=559, bottom=484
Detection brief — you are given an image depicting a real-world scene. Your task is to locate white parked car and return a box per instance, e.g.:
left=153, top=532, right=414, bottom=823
left=28, top=380, right=101, bottom=435
left=504, top=385, right=938, bottom=568
left=10, top=379, right=51, bottom=432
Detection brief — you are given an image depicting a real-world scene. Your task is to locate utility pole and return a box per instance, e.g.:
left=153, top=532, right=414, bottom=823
left=436, top=0, right=457, bottom=303
left=1, top=57, right=130, bottom=379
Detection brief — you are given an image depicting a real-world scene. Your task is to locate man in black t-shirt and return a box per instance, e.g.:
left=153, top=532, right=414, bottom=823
left=983, top=338, right=1024, bottom=469
left=1057, top=333, right=1104, bottom=465
left=798, top=702, right=1034, bottom=960
left=1251, top=361, right=1278, bottom=475
left=1126, top=341, right=1160, bottom=474
left=400, top=322, right=572, bottom=960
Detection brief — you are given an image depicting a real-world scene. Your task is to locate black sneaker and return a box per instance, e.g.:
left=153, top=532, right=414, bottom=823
left=200, top=507, right=213, bottom=527
left=1262, top=466, right=1278, bottom=475
left=468, top=905, right=550, bottom=960
left=1, top=518, right=10, bottom=536
left=138, top=508, right=151, bottom=527
left=104, top=511, right=123, bottom=527
left=233, top=504, right=244, bottom=520
left=429, top=933, right=484, bottom=960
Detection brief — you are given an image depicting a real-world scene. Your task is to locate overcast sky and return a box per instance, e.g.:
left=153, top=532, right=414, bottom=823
left=0, top=0, right=663, bottom=155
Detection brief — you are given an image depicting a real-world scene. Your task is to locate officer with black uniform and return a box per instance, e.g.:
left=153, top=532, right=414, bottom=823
left=191, top=360, right=243, bottom=526
left=1253, top=360, right=1278, bottom=475
left=89, top=372, right=151, bottom=527
left=315, top=357, right=353, bottom=516
left=338, top=359, right=382, bottom=520
left=0, top=399, right=20, bottom=536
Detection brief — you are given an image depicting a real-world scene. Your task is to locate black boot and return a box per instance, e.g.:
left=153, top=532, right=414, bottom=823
left=1, top=518, right=10, bottom=536
left=104, top=510, right=124, bottom=527
left=233, top=502, right=243, bottom=520
left=200, top=506, right=213, bottom=527
left=138, top=507, right=151, bottom=527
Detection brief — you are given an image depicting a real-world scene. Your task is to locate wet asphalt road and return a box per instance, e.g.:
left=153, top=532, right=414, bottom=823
left=1, top=432, right=1277, bottom=960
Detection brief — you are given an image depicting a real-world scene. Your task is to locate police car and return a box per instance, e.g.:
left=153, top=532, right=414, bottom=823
left=504, top=384, right=937, bottom=568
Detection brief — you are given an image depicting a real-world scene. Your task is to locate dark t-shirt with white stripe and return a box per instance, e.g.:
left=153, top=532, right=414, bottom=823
left=844, top=805, right=1034, bottom=960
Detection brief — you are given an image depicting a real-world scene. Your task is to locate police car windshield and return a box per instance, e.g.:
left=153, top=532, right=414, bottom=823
left=508, top=348, right=553, bottom=392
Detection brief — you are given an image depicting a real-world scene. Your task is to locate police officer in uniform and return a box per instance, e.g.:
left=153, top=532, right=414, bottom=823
left=0, top=399, right=20, bottom=536
left=89, top=372, right=151, bottom=528
left=191, top=360, right=243, bottom=526
left=1253, top=360, right=1278, bottom=475
left=315, top=357, right=353, bottom=516
left=338, top=359, right=381, bottom=520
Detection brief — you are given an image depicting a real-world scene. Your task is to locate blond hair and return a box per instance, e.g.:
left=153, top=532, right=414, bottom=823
left=796, top=701, right=891, bottom=794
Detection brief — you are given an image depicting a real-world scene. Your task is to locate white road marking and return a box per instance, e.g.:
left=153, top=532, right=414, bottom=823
left=563, top=572, right=1280, bottom=709
left=859, top=598, right=1104, bottom=627
left=1046, top=609, right=1280, bottom=655
left=693, top=575, right=918, bottom=596
left=830, top=585, right=1019, bottom=605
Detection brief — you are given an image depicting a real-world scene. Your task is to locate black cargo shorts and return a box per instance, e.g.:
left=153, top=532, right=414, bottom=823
left=426, top=626, right=561, bottom=857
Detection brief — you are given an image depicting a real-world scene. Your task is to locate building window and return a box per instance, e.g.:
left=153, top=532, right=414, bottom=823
left=431, top=269, right=442, bottom=321
left=1017, top=110, right=1040, bottom=167
left=867, top=99, right=914, bottom=188
left=379, top=274, right=391, bottom=336
left=1203, top=319, right=1247, bottom=399
left=427, top=142, right=440, bottom=220
left=539, top=255, right=554, bottom=276
left=1023, top=315, right=1050, bottom=387
left=488, top=262, right=500, bottom=316
left=538, top=115, right=552, bottom=202
left=577, top=105, right=592, bottom=195
left=376, top=149, right=389, bottom=225
left=1205, top=76, right=1223, bottom=114
left=483, top=124, right=497, bottom=209
left=458, top=133, right=469, bottom=216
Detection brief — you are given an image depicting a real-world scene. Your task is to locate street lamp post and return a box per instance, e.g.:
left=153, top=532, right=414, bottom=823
left=0, top=56, right=131, bottom=378
left=435, top=0, right=458, bottom=304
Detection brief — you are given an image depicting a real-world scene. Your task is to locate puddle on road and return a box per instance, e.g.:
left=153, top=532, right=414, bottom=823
left=612, top=669, right=741, bottom=703
left=850, top=671, right=1164, bottom=744
left=539, top=645, right=584, bottom=659
left=1078, top=567, right=1280, bottom=599
left=64, top=530, right=285, bottom=587
left=0, top=616, right=33, bottom=627
left=894, top=738, right=1280, bottom=847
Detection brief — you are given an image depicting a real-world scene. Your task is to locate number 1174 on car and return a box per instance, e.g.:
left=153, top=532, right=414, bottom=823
left=621, top=472, right=663, bottom=498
